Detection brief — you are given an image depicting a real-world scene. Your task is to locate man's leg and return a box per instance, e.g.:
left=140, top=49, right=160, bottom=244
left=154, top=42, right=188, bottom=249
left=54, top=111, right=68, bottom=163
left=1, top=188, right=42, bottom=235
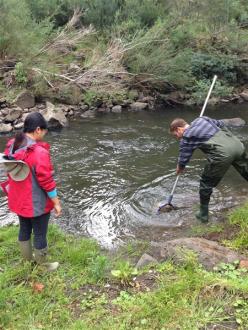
left=232, top=151, right=248, bottom=181
left=197, top=161, right=230, bottom=222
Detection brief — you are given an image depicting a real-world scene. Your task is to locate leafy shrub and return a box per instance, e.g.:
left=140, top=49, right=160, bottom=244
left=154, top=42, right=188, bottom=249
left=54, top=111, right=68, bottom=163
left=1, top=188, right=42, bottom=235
left=191, top=52, right=238, bottom=83
left=111, top=261, right=138, bottom=286
left=14, top=62, right=28, bottom=85
left=190, top=79, right=233, bottom=104
left=88, top=255, right=109, bottom=282
left=0, top=0, right=53, bottom=58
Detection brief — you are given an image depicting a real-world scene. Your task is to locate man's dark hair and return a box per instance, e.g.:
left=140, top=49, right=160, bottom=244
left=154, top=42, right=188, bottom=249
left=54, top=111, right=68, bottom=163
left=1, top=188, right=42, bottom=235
left=169, top=118, right=188, bottom=133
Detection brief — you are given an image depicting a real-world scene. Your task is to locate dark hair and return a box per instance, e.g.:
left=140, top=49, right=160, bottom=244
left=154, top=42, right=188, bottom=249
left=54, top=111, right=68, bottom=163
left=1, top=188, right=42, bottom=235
left=169, top=118, right=188, bottom=133
left=12, top=112, right=48, bottom=153
left=23, top=112, right=47, bottom=133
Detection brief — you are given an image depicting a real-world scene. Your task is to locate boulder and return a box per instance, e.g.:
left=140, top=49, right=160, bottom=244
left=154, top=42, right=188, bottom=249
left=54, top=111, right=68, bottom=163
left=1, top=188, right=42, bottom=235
left=240, top=90, right=248, bottom=101
left=0, top=98, right=7, bottom=107
left=5, top=108, right=22, bottom=123
left=0, top=123, right=13, bottom=133
left=80, top=104, right=89, bottom=112
left=15, top=91, right=35, bottom=109
left=43, top=102, right=68, bottom=129
left=80, top=110, right=96, bottom=118
left=129, top=102, right=148, bottom=111
left=222, top=117, right=246, bottom=127
left=138, top=96, right=155, bottom=103
left=157, top=238, right=246, bottom=270
left=136, top=253, right=158, bottom=269
left=207, top=97, right=220, bottom=106
left=56, top=85, right=82, bottom=105
left=239, top=260, right=248, bottom=269
left=97, top=107, right=111, bottom=114
left=14, top=122, right=24, bottom=130
left=112, top=105, right=122, bottom=113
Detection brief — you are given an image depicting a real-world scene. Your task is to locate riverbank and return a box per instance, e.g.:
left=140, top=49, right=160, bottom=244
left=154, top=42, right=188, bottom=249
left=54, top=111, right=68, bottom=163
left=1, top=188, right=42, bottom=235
left=1, top=86, right=248, bottom=133
left=3, top=1, right=248, bottom=134
left=1, top=204, right=248, bottom=329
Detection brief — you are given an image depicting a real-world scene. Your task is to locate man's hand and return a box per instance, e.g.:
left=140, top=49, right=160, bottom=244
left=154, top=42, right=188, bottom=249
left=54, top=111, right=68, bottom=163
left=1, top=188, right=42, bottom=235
left=176, top=165, right=185, bottom=175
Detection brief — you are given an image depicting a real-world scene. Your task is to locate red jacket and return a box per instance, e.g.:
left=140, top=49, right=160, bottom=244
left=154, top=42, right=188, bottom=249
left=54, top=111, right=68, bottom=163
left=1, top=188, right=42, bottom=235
left=3, top=138, right=56, bottom=218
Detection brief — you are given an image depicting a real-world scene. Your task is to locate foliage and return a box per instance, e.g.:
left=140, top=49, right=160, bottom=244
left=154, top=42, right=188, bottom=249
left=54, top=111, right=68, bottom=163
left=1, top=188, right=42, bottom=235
left=111, top=260, right=138, bottom=286
left=1, top=0, right=248, bottom=103
left=0, top=0, right=53, bottom=59
left=191, top=53, right=238, bottom=83
left=14, top=62, right=28, bottom=85
left=213, top=261, right=248, bottom=280
left=223, top=203, right=248, bottom=250
left=190, top=79, right=233, bottom=104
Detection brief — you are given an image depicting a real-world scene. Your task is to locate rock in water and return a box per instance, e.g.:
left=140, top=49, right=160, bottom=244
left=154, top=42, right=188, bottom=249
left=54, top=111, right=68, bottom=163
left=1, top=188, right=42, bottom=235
left=43, top=101, right=68, bottom=129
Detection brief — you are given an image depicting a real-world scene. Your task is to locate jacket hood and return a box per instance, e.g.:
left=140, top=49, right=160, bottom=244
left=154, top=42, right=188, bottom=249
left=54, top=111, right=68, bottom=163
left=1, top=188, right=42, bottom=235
left=6, top=138, right=50, bottom=161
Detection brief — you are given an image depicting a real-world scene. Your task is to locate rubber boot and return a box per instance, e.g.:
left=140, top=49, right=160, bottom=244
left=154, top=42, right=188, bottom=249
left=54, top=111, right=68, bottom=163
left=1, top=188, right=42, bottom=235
left=19, top=240, right=33, bottom=261
left=195, top=204, right=209, bottom=223
left=34, top=247, right=59, bottom=272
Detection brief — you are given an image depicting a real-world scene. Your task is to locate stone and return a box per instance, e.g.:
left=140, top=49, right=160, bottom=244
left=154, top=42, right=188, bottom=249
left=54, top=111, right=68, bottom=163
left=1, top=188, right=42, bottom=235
left=80, top=104, right=89, bottom=112
left=239, top=260, right=248, bottom=269
left=57, top=85, right=82, bottom=105
left=112, top=105, right=122, bottom=113
left=5, top=108, right=22, bottom=122
left=14, top=91, right=35, bottom=109
left=136, top=253, right=158, bottom=269
left=0, top=98, right=7, bottom=106
left=43, top=101, right=68, bottom=129
left=129, top=102, right=148, bottom=111
left=97, top=107, right=110, bottom=114
left=207, top=97, right=220, bottom=106
left=158, top=238, right=245, bottom=270
left=222, top=117, right=246, bottom=127
left=80, top=110, right=96, bottom=118
left=0, top=123, right=13, bottom=133
left=21, top=113, right=29, bottom=122
left=240, top=90, right=248, bottom=101
left=1, top=109, right=8, bottom=116
left=14, top=122, right=24, bottom=129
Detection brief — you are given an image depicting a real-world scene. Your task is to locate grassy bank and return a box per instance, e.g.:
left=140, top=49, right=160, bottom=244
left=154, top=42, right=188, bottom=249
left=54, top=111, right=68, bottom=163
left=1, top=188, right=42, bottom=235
left=1, top=204, right=248, bottom=330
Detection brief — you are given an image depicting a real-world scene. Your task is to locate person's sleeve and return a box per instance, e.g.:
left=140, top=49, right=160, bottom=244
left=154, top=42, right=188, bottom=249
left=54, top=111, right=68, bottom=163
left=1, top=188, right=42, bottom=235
left=212, top=118, right=225, bottom=128
left=35, top=149, right=57, bottom=194
left=177, top=139, right=199, bottom=169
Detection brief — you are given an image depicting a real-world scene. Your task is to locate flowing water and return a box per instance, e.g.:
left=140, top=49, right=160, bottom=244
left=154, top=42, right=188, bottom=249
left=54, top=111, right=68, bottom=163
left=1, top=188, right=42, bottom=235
left=1, top=104, right=248, bottom=248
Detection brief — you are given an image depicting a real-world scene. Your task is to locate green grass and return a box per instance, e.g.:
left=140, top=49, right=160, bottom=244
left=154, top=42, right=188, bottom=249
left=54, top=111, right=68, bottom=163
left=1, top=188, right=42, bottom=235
left=223, top=203, right=248, bottom=251
left=1, top=224, right=248, bottom=329
left=190, top=223, right=224, bottom=236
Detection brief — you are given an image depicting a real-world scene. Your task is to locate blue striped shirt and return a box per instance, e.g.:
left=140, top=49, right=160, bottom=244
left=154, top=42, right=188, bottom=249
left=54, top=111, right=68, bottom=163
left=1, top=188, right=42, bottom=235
left=178, top=116, right=224, bottom=168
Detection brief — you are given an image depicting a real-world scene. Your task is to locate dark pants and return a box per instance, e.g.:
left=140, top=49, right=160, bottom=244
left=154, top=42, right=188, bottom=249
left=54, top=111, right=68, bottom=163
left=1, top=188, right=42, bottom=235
left=199, top=129, right=248, bottom=205
left=18, top=213, right=50, bottom=249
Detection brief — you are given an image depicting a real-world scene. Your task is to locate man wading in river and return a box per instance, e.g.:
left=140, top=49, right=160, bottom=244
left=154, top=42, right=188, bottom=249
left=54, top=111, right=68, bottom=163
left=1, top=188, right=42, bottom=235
left=170, top=116, right=248, bottom=223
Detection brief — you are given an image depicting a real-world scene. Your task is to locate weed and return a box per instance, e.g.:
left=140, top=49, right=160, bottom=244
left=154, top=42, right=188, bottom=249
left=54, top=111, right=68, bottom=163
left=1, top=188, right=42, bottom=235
left=111, top=261, right=138, bottom=286
left=223, top=203, right=248, bottom=250
left=213, top=261, right=247, bottom=280
left=14, top=62, right=28, bottom=85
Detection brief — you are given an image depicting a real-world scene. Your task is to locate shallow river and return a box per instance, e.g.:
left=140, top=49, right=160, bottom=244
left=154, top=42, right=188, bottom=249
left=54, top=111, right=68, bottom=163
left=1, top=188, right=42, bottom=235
left=1, top=104, right=248, bottom=248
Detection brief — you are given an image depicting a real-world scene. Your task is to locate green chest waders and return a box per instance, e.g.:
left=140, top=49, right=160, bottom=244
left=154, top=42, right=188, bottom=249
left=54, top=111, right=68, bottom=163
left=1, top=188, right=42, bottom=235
left=196, top=128, right=247, bottom=222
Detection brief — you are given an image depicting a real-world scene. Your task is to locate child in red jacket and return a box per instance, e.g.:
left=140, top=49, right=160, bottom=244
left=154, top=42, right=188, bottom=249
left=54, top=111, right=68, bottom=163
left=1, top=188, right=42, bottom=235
left=3, top=112, right=62, bottom=271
